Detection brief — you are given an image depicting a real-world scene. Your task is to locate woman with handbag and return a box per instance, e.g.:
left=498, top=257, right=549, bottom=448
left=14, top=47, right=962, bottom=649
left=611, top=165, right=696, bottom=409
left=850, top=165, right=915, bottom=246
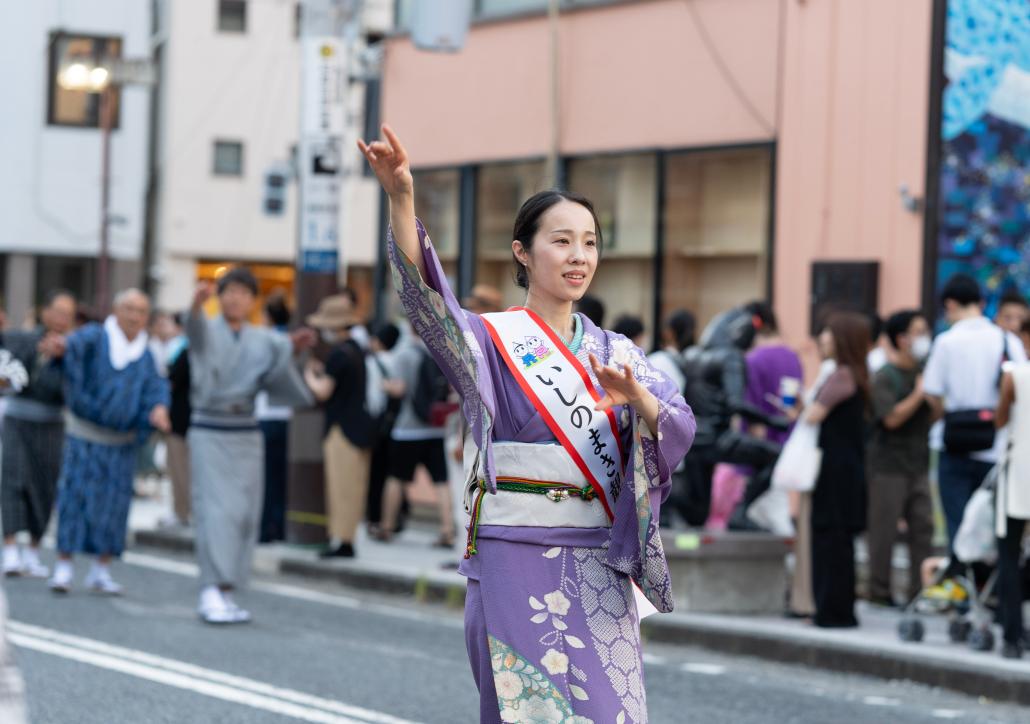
left=994, top=361, right=1030, bottom=659
left=804, top=313, right=871, bottom=628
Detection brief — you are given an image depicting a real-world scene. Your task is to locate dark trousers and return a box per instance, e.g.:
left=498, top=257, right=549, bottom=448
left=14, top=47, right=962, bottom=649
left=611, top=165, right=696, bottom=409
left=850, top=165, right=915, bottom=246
left=366, top=437, right=390, bottom=525
left=259, top=420, right=289, bottom=543
left=811, top=527, right=858, bottom=628
left=677, top=450, right=715, bottom=527
left=866, top=471, right=934, bottom=602
left=998, top=517, right=1027, bottom=646
left=938, top=452, right=994, bottom=551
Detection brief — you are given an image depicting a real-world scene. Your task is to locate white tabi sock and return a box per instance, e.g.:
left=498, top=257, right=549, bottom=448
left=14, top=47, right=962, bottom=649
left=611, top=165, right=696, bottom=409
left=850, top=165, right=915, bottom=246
left=2, top=545, right=20, bottom=572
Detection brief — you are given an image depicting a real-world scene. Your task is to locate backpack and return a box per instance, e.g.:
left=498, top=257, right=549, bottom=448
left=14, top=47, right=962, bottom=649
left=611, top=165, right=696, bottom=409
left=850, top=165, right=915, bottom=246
left=412, top=348, right=454, bottom=426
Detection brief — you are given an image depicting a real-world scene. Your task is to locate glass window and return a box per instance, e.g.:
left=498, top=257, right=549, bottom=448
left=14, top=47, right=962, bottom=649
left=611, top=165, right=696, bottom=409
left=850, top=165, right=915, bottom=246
left=218, top=0, right=247, bottom=33
left=476, top=161, right=548, bottom=258
left=36, top=256, right=95, bottom=309
left=413, top=169, right=460, bottom=261
left=46, top=33, right=122, bottom=128
left=661, top=147, right=772, bottom=330
left=478, top=0, right=548, bottom=17
left=568, top=153, right=656, bottom=257
left=213, top=140, right=244, bottom=176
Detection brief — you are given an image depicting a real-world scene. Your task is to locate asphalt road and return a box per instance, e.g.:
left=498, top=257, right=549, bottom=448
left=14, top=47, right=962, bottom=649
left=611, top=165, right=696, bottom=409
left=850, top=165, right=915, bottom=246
left=3, top=549, right=1026, bottom=724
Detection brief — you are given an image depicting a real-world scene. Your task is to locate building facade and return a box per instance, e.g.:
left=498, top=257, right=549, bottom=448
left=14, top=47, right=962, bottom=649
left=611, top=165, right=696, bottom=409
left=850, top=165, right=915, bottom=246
left=380, top=0, right=938, bottom=360
left=0, top=0, right=152, bottom=325
left=152, top=0, right=391, bottom=317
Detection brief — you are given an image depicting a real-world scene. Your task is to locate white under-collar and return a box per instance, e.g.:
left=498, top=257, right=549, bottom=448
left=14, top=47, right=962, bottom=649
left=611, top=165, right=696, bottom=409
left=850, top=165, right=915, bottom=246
left=104, top=316, right=149, bottom=370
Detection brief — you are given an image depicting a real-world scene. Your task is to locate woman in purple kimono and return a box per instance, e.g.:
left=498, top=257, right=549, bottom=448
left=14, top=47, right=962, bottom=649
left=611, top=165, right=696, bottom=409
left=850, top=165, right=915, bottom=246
left=360, top=126, right=695, bottom=723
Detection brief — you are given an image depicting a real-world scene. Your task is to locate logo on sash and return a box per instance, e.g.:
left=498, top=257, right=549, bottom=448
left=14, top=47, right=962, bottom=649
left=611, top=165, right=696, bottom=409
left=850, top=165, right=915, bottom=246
left=512, top=335, right=552, bottom=369
left=481, top=308, right=625, bottom=519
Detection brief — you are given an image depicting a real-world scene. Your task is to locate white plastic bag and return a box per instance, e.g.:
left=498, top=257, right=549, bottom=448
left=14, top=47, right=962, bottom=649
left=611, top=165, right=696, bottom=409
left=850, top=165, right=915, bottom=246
left=747, top=488, right=796, bottom=537
left=954, top=472, right=997, bottom=565
left=771, top=421, right=822, bottom=493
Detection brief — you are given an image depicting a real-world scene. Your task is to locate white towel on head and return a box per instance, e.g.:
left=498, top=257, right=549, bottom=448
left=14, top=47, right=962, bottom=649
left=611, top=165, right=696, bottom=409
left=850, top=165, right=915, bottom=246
left=104, top=315, right=149, bottom=370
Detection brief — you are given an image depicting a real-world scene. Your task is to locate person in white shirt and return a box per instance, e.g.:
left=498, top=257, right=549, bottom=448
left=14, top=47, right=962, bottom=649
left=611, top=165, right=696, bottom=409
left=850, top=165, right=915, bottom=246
left=922, top=274, right=1027, bottom=552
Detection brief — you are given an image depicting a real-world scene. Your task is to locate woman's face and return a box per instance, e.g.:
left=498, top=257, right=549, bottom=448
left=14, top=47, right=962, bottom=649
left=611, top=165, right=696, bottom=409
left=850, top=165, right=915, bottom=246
left=818, top=328, right=836, bottom=360
left=513, top=200, right=598, bottom=304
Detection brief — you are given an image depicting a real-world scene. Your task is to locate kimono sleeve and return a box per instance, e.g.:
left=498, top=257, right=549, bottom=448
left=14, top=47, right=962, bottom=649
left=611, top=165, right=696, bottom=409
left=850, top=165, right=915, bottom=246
left=261, top=332, right=314, bottom=409
left=388, top=219, right=497, bottom=484
left=62, top=324, right=102, bottom=420
left=136, top=353, right=171, bottom=432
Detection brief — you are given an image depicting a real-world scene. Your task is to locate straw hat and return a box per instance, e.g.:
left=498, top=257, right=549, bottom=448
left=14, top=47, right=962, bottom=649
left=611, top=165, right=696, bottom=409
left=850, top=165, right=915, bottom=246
left=305, top=295, right=362, bottom=329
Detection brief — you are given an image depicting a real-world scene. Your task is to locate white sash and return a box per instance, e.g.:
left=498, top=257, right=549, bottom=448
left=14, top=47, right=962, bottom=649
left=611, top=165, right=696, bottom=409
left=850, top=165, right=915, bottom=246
left=481, top=308, right=624, bottom=519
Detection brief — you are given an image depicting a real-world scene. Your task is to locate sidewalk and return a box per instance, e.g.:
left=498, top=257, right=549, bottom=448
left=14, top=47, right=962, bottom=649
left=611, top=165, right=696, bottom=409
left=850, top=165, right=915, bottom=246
left=127, top=497, right=1030, bottom=706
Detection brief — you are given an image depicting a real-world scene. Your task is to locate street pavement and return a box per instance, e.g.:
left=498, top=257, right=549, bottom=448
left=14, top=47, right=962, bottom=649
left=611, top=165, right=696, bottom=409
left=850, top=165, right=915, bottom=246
left=4, top=548, right=1029, bottom=724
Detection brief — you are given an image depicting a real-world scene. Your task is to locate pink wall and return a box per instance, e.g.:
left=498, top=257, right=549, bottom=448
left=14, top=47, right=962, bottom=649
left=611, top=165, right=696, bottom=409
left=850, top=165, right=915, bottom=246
left=382, top=0, right=781, bottom=167
left=774, top=0, right=933, bottom=368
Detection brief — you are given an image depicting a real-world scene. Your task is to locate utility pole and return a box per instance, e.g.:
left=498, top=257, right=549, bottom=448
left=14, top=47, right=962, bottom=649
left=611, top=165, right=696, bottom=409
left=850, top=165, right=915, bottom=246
left=97, top=85, right=115, bottom=315
left=287, top=0, right=357, bottom=544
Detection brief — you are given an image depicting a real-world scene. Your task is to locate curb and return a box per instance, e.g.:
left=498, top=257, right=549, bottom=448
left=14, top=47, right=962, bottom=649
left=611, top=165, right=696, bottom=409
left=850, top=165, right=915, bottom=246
left=132, top=528, right=1030, bottom=706
left=641, top=617, right=1030, bottom=707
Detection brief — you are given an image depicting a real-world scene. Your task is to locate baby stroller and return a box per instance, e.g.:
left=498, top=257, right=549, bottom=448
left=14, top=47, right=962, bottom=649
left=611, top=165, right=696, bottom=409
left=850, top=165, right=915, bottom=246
left=897, top=466, right=999, bottom=651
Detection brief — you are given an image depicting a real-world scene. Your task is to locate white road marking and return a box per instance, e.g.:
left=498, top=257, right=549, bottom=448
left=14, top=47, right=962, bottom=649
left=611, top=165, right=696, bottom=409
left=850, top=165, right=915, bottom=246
left=931, top=710, right=965, bottom=719
left=641, top=653, right=666, bottom=666
left=863, top=696, right=900, bottom=707
left=9, top=621, right=418, bottom=724
left=681, top=663, right=726, bottom=676
left=121, top=551, right=462, bottom=628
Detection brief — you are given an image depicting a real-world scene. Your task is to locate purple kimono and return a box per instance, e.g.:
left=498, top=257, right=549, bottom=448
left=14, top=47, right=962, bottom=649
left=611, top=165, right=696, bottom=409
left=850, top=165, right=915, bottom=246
left=390, top=221, right=695, bottom=723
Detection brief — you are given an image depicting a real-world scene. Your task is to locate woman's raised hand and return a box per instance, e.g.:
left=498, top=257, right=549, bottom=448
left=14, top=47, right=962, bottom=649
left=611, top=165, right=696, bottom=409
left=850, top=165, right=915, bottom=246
left=357, top=125, right=413, bottom=199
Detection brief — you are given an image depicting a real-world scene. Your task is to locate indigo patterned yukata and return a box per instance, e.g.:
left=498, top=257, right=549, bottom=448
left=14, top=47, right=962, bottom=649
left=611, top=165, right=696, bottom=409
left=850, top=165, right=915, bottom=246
left=56, top=323, right=169, bottom=556
left=390, top=221, right=695, bottom=723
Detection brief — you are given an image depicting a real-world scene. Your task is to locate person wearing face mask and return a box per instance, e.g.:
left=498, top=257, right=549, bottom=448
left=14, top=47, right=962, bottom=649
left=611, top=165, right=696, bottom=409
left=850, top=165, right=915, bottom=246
left=865, top=310, right=935, bottom=607
left=303, top=295, right=375, bottom=559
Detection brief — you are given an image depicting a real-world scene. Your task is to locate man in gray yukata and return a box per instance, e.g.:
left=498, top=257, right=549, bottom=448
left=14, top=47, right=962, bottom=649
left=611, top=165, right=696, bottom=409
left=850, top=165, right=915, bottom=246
left=187, top=268, right=315, bottom=624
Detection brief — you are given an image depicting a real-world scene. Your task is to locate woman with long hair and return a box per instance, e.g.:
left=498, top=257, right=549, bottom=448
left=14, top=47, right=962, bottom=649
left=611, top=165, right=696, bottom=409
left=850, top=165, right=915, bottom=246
left=805, top=312, right=871, bottom=628
left=359, top=126, right=695, bottom=722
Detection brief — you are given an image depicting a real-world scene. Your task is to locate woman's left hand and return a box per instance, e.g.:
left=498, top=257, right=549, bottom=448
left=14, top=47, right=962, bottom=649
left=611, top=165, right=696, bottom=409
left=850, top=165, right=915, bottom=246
left=589, top=354, right=646, bottom=412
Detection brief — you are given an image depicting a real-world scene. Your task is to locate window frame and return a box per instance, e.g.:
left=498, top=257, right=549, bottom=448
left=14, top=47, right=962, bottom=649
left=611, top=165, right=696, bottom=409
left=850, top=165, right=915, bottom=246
left=212, top=139, right=245, bottom=177
left=217, top=0, right=248, bottom=34
left=45, top=31, right=123, bottom=130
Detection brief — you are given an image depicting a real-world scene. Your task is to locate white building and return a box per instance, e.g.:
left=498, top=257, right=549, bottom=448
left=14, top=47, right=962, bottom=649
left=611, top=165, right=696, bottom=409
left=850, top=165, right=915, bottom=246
left=153, top=0, right=390, bottom=316
left=0, top=0, right=152, bottom=326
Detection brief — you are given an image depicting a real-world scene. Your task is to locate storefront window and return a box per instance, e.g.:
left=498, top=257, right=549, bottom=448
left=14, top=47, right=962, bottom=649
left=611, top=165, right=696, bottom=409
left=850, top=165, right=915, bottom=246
left=569, top=153, right=656, bottom=257
left=474, top=161, right=547, bottom=307
left=661, top=147, right=772, bottom=331
left=413, top=169, right=460, bottom=261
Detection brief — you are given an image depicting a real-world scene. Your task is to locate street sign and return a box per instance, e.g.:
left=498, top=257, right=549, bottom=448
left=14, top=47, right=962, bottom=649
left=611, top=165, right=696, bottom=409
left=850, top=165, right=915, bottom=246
left=107, top=57, right=156, bottom=86
left=299, top=33, right=346, bottom=274
left=301, top=38, right=346, bottom=136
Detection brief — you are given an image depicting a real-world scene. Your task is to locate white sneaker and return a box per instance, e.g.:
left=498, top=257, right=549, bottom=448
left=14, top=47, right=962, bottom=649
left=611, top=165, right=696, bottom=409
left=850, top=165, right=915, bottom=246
left=221, top=592, right=252, bottom=624
left=84, top=565, right=124, bottom=596
left=49, top=561, right=74, bottom=594
left=198, top=587, right=238, bottom=624
left=2, top=546, right=21, bottom=577
left=20, top=549, right=49, bottom=579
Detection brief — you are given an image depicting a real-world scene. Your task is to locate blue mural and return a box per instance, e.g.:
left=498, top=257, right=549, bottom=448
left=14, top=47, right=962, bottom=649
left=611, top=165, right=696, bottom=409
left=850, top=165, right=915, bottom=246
left=938, top=0, right=1030, bottom=315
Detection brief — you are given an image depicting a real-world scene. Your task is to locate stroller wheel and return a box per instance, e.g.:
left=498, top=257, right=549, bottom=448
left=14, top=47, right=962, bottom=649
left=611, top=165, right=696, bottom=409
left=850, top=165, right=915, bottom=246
left=898, top=618, right=925, bottom=643
left=968, top=627, right=995, bottom=652
left=948, top=619, right=972, bottom=643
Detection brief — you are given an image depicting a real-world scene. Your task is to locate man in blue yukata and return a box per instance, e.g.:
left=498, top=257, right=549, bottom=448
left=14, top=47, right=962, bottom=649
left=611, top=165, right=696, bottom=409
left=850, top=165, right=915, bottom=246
left=49, top=288, right=170, bottom=595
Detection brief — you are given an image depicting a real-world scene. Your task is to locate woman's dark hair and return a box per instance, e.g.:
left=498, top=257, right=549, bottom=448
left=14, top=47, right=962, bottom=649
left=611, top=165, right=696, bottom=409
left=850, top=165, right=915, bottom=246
left=265, top=293, right=291, bottom=327
left=372, top=322, right=401, bottom=351
left=613, top=315, right=645, bottom=341
left=824, top=312, right=872, bottom=401
left=940, top=273, right=982, bottom=307
left=665, top=309, right=697, bottom=351
left=217, top=266, right=259, bottom=296
left=576, top=295, right=605, bottom=328
left=511, top=190, right=604, bottom=289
